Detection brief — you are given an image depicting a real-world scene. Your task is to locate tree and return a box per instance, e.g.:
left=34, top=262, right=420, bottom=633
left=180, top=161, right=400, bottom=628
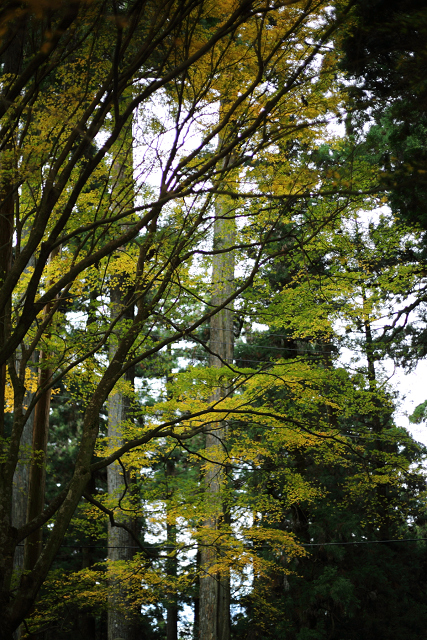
left=199, top=166, right=235, bottom=640
left=338, top=0, right=427, bottom=420
left=230, top=190, right=427, bottom=640
left=0, top=0, right=361, bottom=636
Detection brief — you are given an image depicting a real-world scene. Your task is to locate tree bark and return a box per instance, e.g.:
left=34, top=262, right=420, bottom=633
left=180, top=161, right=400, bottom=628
left=11, top=253, right=37, bottom=589
left=11, top=248, right=37, bottom=604
left=199, top=183, right=234, bottom=640
left=107, top=284, right=137, bottom=640
left=0, top=13, right=25, bottom=438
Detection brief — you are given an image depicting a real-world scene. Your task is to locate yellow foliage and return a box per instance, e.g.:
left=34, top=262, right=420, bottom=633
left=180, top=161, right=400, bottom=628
left=4, top=368, right=39, bottom=413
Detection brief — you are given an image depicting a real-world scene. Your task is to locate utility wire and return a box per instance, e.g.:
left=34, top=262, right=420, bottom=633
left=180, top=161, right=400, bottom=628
left=183, top=355, right=330, bottom=365
left=179, top=343, right=327, bottom=353
left=16, top=538, right=427, bottom=551
left=171, top=336, right=379, bottom=356
left=302, top=538, right=427, bottom=546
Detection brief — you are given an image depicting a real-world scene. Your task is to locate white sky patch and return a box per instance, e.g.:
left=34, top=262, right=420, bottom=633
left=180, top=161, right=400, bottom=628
left=338, top=345, right=427, bottom=444
left=133, top=89, right=214, bottom=195
left=392, top=361, right=427, bottom=444
left=361, top=209, right=427, bottom=443
left=135, top=375, right=165, bottom=401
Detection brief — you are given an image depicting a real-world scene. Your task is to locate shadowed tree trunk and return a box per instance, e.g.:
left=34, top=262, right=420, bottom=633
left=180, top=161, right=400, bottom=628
left=11, top=404, right=33, bottom=568
left=11, top=393, right=34, bottom=640
left=11, top=251, right=37, bottom=603
left=0, top=14, right=25, bottom=438
left=23, top=358, right=53, bottom=572
left=23, top=246, right=59, bottom=574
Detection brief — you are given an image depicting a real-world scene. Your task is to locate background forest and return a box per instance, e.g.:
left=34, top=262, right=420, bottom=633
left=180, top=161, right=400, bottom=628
left=1, top=1, right=427, bottom=639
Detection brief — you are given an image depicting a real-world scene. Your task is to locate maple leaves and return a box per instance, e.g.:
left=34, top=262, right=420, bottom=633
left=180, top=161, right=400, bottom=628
left=1, top=0, right=426, bottom=637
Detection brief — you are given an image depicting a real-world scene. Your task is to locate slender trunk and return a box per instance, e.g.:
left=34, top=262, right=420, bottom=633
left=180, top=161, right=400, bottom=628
left=199, top=181, right=234, bottom=640
left=107, top=390, right=136, bottom=640
left=107, top=284, right=137, bottom=640
left=11, top=404, right=34, bottom=640
left=23, top=247, right=59, bottom=573
left=165, top=348, right=178, bottom=640
left=107, top=116, right=137, bottom=640
left=194, top=545, right=201, bottom=640
left=11, top=252, right=37, bottom=591
left=11, top=406, right=34, bottom=565
left=166, top=460, right=178, bottom=640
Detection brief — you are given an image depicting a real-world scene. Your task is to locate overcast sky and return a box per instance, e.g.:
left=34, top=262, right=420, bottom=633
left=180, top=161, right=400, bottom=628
left=393, top=359, right=427, bottom=445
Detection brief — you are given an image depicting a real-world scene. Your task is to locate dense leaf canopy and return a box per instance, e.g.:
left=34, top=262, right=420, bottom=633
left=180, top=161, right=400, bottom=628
left=1, top=2, right=427, bottom=640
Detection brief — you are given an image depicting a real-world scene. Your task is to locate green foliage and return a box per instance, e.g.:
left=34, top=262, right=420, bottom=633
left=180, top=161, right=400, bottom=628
left=2, top=2, right=427, bottom=639
left=410, top=400, right=427, bottom=425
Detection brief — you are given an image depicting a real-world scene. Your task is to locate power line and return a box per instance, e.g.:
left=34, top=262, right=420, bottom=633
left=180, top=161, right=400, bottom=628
left=302, top=538, right=427, bottom=546
left=186, top=355, right=314, bottom=365
left=16, top=538, right=427, bottom=551
left=182, top=343, right=328, bottom=354
left=172, top=333, right=379, bottom=357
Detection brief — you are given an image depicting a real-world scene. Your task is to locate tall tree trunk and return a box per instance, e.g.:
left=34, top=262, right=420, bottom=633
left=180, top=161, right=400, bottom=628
left=0, top=15, right=25, bottom=437
left=199, top=184, right=235, bottom=640
left=166, top=459, right=178, bottom=640
left=12, top=254, right=37, bottom=592
left=194, top=546, right=201, bottom=640
left=107, top=283, right=137, bottom=640
left=11, top=251, right=37, bottom=576
left=0, top=27, right=24, bottom=599
left=107, top=116, right=137, bottom=640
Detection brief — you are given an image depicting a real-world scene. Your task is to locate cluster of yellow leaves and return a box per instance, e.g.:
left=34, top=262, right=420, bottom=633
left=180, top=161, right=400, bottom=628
left=4, top=368, right=38, bottom=413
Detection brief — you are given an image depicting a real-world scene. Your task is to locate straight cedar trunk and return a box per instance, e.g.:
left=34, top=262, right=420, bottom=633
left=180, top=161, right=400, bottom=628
left=107, top=283, right=137, bottom=640
left=11, top=251, right=37, bottom=584
left=199, top=186, right=234, bottom=640
left=107, top=122, right=138, bottom=640
left=11, top=404, right=34, bottom=569
left=11, top=255, right=36, bottom=600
